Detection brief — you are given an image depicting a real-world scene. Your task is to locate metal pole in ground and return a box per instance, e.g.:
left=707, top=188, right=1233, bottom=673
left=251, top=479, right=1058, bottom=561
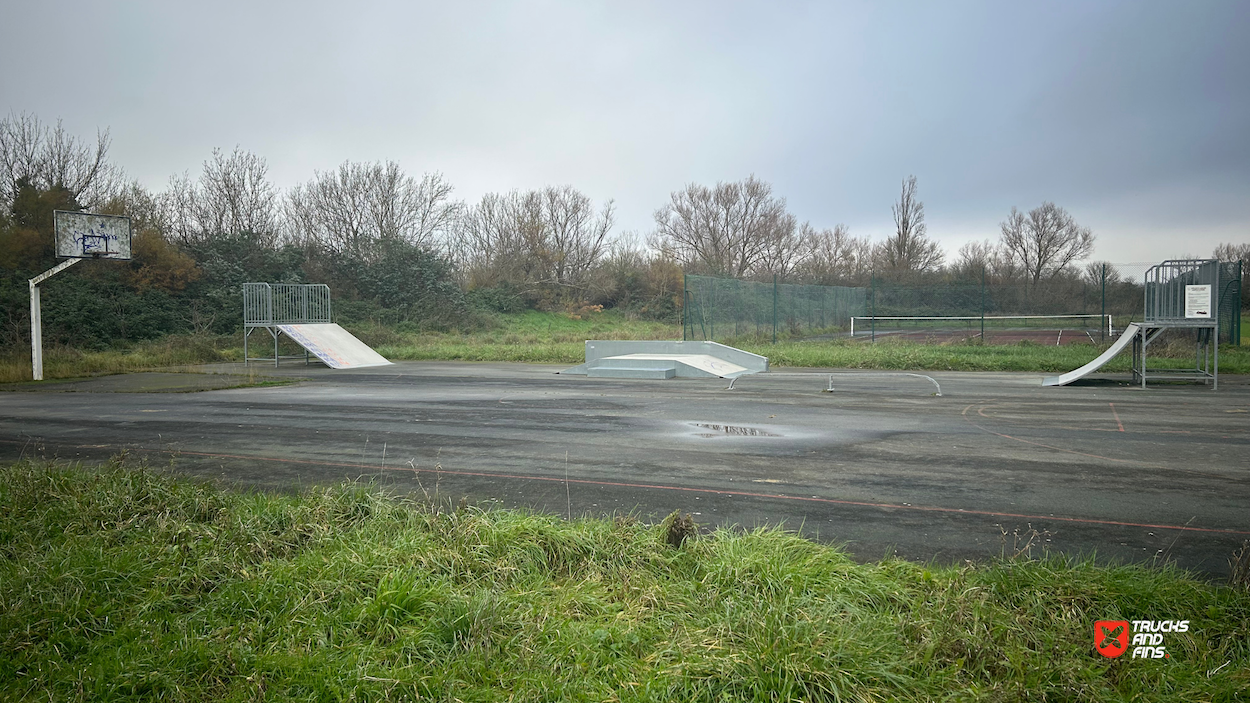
left=1214, top=271, right=1220, bottom=390
left=28, top=258, right=82, bottom=381
left=682, top=273, right=687, bottom=341
left=1101, top=263, right=1107, bottom=343
left=29, top=282, right=41, bottom=381
left=980, top=266, right=986, bottom=342
left=870, top=273, right=876, bottom=343
left=772, top=273, right=777, bottom=344
left=709, top=279, right=714, bottom=341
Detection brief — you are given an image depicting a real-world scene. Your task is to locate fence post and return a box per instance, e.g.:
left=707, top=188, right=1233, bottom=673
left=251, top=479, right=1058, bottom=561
left=682, top=273, right=687, bottom=341
left=980, top=266, right=986, bottom=343
left=772, top=273, right=778, bottom=344
left=1101, top=263, right=1107, bottom=343
left=870, top=273, right=876, bottom=343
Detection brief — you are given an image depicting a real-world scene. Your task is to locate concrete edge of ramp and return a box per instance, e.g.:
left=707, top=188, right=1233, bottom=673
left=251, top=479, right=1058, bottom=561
left=560, top=340, right=767, bottom=379
left=1042, top=323, right=1139, bottom=386
left=278, top=324, right=392, bottom=369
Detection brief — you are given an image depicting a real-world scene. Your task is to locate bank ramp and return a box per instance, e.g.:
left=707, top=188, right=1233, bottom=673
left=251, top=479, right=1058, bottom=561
left=561, top=340, right=767, bottom=380
left=1042, top=323, right=1139, bottom=386
left=277, top=324, right=392, bottom=369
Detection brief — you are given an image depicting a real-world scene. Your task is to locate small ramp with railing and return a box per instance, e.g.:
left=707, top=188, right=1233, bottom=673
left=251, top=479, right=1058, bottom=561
left=244, top=283, right=391, bottom=369
left=560, top=340, right=767, bottom=380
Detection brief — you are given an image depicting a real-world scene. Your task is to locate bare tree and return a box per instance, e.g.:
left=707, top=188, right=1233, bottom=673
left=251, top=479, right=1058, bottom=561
left=449, top=191, right=509, bottom=281
left=541, top=186, right=615, bottom=287
left=1083, top=260, right=1122, bottom=287
left=794, top=223, right=871, bottom=285
left=103, top=181, right=169, bottom=235
left=753, top=211, right=800, bottom=280
left=1213, top=242, right=1250, bottom=262
left=875, top=175, right=943, bottom=277
left=952, top=239, right=999, bottom=281
left=0, top=112, right=122, bottom=209
left=165, top=147, right=280, bottom=247
left=999, top=201, right=1094, bottom=285
left=286, top=161, right=461, bottom=258
left=650, top=176, right=792, bottom=277
left=452, top=186, right=613, bottom=291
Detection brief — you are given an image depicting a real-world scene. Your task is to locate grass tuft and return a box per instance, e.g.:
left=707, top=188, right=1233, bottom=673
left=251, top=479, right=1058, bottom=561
left=662, top=510, right=698, bottom=549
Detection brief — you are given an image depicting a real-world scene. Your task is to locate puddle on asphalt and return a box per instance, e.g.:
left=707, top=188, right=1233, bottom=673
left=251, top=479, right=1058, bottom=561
left=690, top=422, right=780, bottom=438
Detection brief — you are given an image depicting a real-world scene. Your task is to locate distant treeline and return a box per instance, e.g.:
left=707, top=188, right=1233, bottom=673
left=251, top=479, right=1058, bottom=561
left=1, top=113, right=1246, bottom=350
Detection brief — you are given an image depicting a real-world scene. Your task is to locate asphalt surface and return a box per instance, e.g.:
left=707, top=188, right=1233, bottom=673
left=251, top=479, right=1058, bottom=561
left=2, top=361, right=1248, bottom=578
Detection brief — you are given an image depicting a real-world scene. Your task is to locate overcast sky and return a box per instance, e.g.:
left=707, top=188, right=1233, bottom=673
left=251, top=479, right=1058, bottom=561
left=3, top=0, right=1247, bottom=266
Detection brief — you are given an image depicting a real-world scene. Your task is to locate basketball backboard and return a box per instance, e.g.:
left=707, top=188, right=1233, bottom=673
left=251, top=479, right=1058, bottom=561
left=54, top=210, right=132, bottom=260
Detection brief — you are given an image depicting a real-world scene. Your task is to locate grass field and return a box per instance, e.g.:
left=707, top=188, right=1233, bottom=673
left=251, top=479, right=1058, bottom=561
left=2, top=311, right=1248, bottom=382
left=1, top=458, right=1247, bottom=702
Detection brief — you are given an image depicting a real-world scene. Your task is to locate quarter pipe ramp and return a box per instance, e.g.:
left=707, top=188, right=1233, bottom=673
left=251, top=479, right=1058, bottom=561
left=1042, top=323, right=1139, bottom=386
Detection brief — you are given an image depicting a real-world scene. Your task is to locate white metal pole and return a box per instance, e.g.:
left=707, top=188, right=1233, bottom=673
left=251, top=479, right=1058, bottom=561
left=28, top=258, right=82, bottom=381
left=30, top=281, right=42, bottom=381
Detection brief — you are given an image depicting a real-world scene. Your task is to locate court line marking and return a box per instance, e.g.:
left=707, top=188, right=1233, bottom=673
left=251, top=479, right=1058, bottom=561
left=974, top=402, right=1207, bottom=436
left=6, top=437, right=1246, bottom=537
left=1109, top=403, right=1125, bottom=432
left=960, top=403, right=1229, bottom=480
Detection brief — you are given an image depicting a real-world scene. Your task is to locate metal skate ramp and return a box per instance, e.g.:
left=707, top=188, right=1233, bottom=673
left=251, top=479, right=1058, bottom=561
left=277, top=324, right=391, bottom=369
left=1042, top=323, right=1139, bottom=386
left=561, top=340, right=767, bottom=380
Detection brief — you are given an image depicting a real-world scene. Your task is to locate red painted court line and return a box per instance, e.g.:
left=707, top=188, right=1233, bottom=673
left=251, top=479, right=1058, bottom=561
left=7, top=438, right=1248, bottom=536
left=1109, top=403, right=1125, bottom=432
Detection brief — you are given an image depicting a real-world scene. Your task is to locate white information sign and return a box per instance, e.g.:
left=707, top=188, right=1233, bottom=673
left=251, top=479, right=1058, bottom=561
left=1184, top=285, right=1211, bottom=319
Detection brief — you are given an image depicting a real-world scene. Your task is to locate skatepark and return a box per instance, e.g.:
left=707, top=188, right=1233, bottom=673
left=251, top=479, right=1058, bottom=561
left=11, top=250, right=1247, bottom=579
left=3, top=358, right=1248, bottom=579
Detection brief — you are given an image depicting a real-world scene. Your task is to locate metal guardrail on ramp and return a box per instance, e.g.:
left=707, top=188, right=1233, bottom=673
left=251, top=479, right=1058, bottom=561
left=243, top=283, right=389, bottom=369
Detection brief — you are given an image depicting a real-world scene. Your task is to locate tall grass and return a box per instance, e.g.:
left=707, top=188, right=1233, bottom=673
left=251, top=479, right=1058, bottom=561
left=2, top=459, right=1247, bottom=701
left=368, top=309, right=680, bottom=364
left=0, top=334, right=237, bottom=384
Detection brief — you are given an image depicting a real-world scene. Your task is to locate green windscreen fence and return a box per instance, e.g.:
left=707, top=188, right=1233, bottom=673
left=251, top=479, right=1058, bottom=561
left=682, top=263, right=1243, bottom=345
left=1218, top=261, right=1243, bottom=346
left=682, top=275, right=866, bottom=342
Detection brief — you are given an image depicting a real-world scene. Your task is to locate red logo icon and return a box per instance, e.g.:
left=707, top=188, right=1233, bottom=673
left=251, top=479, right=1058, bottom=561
left=1095, top=620, right=1129, bottom=658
